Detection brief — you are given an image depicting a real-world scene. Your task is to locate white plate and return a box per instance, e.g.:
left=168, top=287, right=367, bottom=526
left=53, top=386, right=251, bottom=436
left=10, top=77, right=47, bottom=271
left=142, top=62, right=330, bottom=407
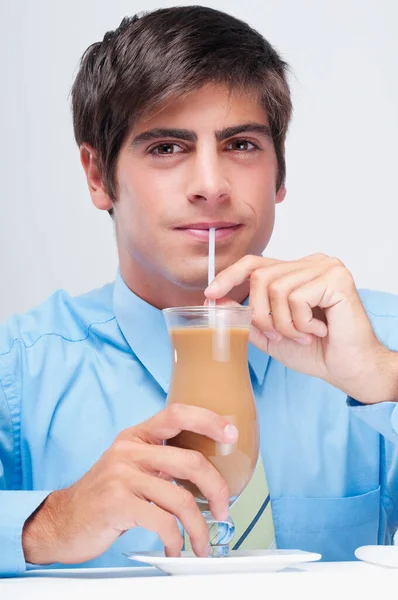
left=124, top=549, right=322, bottom=575
left=355, top=545, right=398, bottom=568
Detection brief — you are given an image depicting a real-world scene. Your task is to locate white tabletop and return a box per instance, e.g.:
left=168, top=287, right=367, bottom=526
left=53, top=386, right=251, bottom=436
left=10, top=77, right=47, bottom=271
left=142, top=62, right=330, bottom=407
left=1, top=561, right=397, bottom=600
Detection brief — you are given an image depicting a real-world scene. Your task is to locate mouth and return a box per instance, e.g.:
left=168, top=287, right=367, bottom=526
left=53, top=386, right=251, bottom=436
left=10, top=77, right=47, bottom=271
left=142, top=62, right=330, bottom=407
left=175, top=222, right=243, bottom=242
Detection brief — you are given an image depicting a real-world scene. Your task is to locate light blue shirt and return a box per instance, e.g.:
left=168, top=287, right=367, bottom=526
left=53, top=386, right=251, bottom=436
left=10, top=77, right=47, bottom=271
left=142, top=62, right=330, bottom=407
left=1, top=271, right=398, bottom=575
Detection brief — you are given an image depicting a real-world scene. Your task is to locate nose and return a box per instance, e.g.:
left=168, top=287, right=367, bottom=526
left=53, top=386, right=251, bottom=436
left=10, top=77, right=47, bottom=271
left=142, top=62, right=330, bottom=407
left=186, top=150, right=231, bottom=206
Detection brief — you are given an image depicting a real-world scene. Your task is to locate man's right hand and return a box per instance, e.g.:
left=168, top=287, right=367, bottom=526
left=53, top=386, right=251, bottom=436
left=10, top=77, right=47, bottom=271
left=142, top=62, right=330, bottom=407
left=22, top=404, right=238, bottom=565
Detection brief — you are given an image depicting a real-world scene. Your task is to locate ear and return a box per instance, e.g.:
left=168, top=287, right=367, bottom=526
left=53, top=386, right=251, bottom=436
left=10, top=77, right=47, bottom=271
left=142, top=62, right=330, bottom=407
left=80, top=144, right=113, bottom=211
left=275, top=185, right=287, bottom=205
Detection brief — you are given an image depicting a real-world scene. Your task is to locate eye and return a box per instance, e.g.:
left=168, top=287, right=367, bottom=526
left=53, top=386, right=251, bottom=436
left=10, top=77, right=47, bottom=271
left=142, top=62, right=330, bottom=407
left=227, top=139, right=259, bottom=152
left=149, top=143, right=184, bottom=156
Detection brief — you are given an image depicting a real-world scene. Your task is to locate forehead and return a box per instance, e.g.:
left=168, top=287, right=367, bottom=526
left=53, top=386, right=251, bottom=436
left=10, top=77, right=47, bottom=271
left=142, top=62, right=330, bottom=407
left=133, top=83, right=270, bottom=133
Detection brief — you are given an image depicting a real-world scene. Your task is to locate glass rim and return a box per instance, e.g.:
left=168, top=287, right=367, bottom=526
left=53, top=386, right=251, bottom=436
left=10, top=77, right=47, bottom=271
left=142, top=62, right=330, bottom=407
left=162, top=305, right=252, bottom=315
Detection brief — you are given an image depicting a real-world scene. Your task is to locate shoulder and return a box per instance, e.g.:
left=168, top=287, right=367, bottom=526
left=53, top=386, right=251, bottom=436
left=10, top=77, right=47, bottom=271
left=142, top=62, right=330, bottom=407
left=0, top=282, right=116, bottom=357
left=359, top=288, right=398, bottom=348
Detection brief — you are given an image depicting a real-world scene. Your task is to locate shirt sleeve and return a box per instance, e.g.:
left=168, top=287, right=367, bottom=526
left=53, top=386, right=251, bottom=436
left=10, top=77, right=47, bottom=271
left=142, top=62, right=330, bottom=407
left=0, top=374, right=52, bottom=576
left=347, top=398, right=398, bottom=443
left=0, top=490, right=51, bottom=576
left=349, top=291, right=398, bottom=443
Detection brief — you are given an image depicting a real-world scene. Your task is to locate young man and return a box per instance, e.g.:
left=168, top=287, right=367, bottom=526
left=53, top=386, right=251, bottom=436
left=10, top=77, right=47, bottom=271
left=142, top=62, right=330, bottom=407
left=1, top=6, right=398, bottom=576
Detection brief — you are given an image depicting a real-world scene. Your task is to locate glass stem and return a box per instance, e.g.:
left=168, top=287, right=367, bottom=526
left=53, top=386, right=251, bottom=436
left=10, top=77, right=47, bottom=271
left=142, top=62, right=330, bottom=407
left=202, top=511, right=235, bottom=557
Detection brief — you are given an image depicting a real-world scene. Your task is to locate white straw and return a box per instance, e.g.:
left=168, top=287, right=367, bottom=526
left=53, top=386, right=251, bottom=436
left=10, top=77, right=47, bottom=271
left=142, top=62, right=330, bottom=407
left=208, top=227, right=216, bottom=308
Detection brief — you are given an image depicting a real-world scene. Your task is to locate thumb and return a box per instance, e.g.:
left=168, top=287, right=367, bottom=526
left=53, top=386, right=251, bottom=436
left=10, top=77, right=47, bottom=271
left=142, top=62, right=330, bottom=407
left=249, top=323, right=270, bottom=354
left=203, top=298, right=293, bottom=361
left=203, top=298, right=270, bottom=351
left=203, top=297, right=240, bottom=308
left=204, top=296, right=260, bottom=326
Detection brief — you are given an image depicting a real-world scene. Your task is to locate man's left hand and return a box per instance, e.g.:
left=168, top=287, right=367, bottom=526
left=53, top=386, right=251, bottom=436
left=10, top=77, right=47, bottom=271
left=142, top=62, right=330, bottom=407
left=205, top=253, right=398, bottom=404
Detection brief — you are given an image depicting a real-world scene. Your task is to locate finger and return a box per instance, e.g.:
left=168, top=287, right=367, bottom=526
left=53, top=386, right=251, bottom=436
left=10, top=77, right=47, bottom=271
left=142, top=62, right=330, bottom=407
left=157, top=471, right=175, bottom=482
left=289, top=296, right=328, bottom=339
left=127, top=496, right=183, bottom=558
left=204, top=254, right=330, bottom=301
left=249, top=323, right=271, bottom=354
left=268, top=267, right=328, bottom=341
left=205, top=255, right=276, bottom=300
left=134, top=473, right=211, bottom=557
left=125, top=404, right=239, bottom=446
left=249, top=263, right=322, bottom=340
left=122, top=442, right=230, bottom=522
left=203, top=296, right=280, bottom=345
left=203, top=297, right=239, bottom=307
left=249, top=264, right=305, bottom=340
left=302, top=253, right=329, bottom=263
left=248, top=268, right=272, bottom=332
left=288, top=269, right=353, bottom=334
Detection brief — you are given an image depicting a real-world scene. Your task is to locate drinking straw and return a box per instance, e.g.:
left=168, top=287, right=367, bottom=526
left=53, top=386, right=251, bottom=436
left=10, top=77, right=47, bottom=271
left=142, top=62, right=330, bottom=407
left=208, top=227, right=216, bottom=308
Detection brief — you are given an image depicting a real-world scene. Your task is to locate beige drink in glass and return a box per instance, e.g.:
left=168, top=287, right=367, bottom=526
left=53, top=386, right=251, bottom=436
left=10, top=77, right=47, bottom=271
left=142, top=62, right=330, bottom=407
left=163, top=305, right=259, bottom=557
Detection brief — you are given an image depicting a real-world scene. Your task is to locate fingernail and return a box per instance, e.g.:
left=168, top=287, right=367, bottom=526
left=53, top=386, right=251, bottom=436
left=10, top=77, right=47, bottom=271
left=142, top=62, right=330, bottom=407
left=201, top=543, right=211, bottom=557
left=221, top=508, right=230, bottom=521
left=294, top=337, right=311, bottom=345
left=206, top=282, right=218, bottom=294
left=264, top=332, right=278, bottom=341
left=224, top=424, right=238, bottom=442
left=264, top=331, right=283, bottom=341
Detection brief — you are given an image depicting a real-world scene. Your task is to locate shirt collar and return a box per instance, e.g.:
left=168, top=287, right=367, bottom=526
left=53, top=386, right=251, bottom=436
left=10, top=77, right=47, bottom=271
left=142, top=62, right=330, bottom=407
left=113, top=270, right=270, bottom=393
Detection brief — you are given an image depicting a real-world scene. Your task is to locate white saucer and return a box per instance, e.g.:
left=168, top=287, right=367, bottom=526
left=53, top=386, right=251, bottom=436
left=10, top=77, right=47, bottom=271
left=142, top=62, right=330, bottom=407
left=124, top=549, right=322, bottom=575
left=355, top=545, right=398, bottom=568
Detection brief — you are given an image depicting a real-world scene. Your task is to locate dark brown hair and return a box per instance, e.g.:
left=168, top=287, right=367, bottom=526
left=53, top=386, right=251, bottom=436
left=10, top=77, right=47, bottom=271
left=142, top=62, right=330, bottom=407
left=71, top=6, right=292, bottom=213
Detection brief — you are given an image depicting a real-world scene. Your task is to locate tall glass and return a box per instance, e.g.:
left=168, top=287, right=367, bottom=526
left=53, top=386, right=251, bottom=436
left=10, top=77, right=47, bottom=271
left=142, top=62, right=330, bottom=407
left=162, top=306, right=259, bottom=557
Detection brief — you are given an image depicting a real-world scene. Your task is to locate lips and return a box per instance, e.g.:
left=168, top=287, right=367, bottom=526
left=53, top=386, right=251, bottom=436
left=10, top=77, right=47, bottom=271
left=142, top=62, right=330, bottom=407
left=177, top=222, right=240, bottom=230
left=176, top=222, right=242, bottom=242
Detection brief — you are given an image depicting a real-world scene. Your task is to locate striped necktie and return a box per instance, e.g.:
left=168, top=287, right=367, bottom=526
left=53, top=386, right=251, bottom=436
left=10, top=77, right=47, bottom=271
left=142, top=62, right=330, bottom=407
left=184, top=453, right=275, bottom=552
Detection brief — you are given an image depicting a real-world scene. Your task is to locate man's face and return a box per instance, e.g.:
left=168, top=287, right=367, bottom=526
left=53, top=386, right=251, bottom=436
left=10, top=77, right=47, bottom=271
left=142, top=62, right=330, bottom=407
left=112, top=84, right=286, bottom=292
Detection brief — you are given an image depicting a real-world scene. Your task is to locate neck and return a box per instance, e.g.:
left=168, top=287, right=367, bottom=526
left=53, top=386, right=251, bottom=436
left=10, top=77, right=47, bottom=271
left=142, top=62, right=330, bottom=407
left=119, top=258, right=249, bottom=309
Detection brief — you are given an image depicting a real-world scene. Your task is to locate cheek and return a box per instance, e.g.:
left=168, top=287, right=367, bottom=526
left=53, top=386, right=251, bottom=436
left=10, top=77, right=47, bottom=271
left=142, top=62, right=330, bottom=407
left=253, top=203, right=275, bottom=243
left=245, top=178, right=276, bottom=251
left=117, top=167, right=157, bottom=221
left=232, top=156, right=276, bottom=194
left=248, top=206, right=275, bottom=255
left=246, top=172, right=277, bottom=220
left=125, top=165, right=181, bottom=212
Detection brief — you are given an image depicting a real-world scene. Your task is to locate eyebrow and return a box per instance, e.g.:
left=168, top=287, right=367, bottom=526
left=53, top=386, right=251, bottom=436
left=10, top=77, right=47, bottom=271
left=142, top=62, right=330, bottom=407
left=131, top=123, right=272, bottom=146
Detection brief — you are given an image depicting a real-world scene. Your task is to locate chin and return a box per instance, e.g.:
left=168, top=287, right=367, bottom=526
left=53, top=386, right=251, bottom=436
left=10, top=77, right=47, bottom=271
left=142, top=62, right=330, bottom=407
left=168, top=255, right=234, bottom=291
left=163, top=237, right=258, bottom=288
left=172, top=272, right=210, bottom=291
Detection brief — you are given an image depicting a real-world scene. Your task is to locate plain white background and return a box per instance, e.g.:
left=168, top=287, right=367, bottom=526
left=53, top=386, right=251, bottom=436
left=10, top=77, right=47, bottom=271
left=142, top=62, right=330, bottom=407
left=1, top=0, right=397, bottom=321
